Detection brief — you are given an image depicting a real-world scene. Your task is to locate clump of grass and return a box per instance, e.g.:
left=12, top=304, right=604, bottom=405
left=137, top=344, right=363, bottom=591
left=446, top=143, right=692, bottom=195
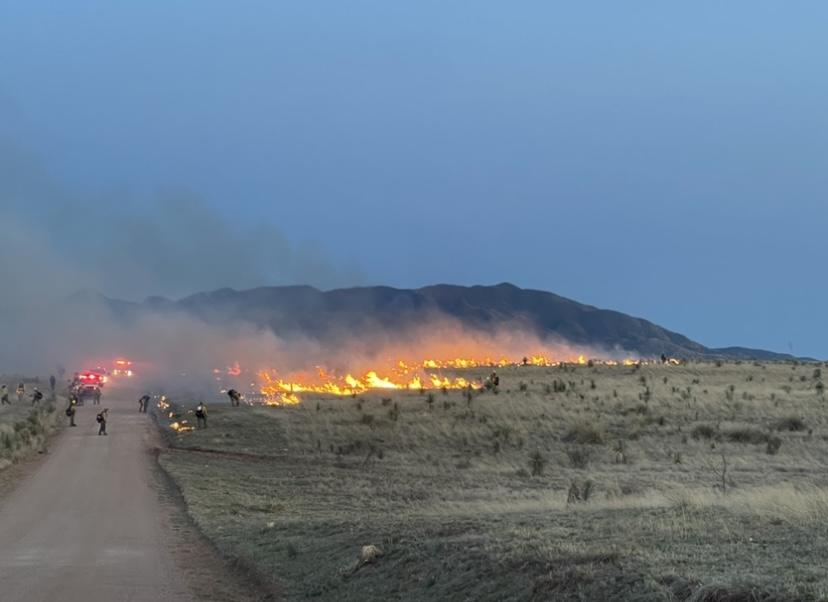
left=723, top=427, right=770, bottom=445
left=566, top=446, right=591, bottom=469
left=691, top=424, right=719, bottom=441
left=766, top=436, right=783, bottom=455
left=529, top=450, right=546, bottom=476
left=566, top=479, right=593, bottom=504
left=773, top=416, right=807, bottom=432
left=562, top=422, right=605, bottom=445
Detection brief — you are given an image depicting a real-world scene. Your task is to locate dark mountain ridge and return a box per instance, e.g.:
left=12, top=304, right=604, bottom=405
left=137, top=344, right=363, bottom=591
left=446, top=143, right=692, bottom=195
left=96, top=282, right=795, bottom=360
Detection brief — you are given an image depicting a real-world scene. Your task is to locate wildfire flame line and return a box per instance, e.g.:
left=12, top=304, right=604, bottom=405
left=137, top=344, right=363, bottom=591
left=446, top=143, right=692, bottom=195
left=256, top=353, right=612, bottom=405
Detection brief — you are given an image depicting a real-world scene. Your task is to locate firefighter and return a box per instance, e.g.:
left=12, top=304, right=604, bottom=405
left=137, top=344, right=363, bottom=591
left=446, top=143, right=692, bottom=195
left=195, top=402, right=207, bottom=429
left=1, top=384, right=9, bottom=405
left=31, top=387, right=43, bottom=406
left=227, top=389, right=241, bottom=407
left=65, top=396, right=77, bottom=426
left=484, top=371, right=500, bottom=390
left=96, top=408, right=108, bottom=435
left=139, top=394, right=151, bottom=413
left=16, top=382, right=25, bottom=403
left=93, top=387, right=101, bottom=405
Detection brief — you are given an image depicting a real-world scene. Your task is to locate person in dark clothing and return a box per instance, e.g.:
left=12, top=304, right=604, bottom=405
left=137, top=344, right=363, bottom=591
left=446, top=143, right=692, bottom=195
left=1, top=384, right=9, bottom=405
left=227, top=389, right=241, bottom=407
left=66, top=397, right=77, bottom=426
left=93, top=387, right=102, bottom=405
left=96, top=408, right=108, bottom=435
left=49, top=375, right=56, bottom=392
left=138, top=394, right=151, bottom=413
left=195, top=402, right=207, bottom=429
left=31, top=388, right=43, bottom=406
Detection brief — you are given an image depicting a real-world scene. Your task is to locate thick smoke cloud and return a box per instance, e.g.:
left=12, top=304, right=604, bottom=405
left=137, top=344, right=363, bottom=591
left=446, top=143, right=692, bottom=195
left=0, top=137, right=362, bottom=374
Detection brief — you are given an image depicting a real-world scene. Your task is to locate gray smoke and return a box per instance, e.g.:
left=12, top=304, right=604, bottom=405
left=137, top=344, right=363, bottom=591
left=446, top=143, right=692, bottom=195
left=0, top=136, right=363, bottom=374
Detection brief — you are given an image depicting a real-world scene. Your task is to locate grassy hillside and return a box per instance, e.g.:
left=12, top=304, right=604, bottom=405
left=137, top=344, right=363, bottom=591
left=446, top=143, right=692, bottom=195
left=158, top=361, right=828, bottom=601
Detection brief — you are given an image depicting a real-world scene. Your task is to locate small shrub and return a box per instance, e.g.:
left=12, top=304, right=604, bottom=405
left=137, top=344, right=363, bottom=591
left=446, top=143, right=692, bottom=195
left=567, top=479, right=593, bottom=504
left=562, top=423, right=605, bottom=445
left=566, top=446, right=591, bottom=469
left=529, top=450, right=546, bottom=476
left=773, top=416, right=807, bottom=432
left=724, top=427, right=769, bottom=445
left=691, top=424, right=718, bottom=440
left=518, top=382, right=528, bottom=392
left=766, top=436, right=782, bottom=455
left=360, top=413, right=375, bottom=427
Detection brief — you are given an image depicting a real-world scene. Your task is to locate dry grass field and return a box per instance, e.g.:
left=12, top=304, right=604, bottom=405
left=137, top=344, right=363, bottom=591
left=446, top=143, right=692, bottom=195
left=158, top=361, right=828, bottom=601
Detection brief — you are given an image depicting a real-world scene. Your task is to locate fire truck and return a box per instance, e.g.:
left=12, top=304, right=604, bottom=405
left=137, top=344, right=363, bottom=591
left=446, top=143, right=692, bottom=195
left=71, top=370, right=105, bottom=405
left=112, top=358, right=134, bottom=377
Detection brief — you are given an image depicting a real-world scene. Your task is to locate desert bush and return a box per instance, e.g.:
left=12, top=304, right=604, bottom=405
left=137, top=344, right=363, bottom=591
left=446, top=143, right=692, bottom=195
left=724, top=427, right=770, bottom=445
left=562, top=422, right=605, bottom=445
left=566, top=446, right=591, bottom=469
left=529, top=450, right=546, bottom=476
left=766, top=436, right=782, bottom=455
left=691, top=424, right=719, bottom=441
left=566, top=479, right=593, bottom=503
left=773, top=416, right=807, bottom=432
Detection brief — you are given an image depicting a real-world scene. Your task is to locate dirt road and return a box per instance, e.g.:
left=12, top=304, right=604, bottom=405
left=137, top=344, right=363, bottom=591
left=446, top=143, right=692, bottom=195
left=0, top=395, right=225, bottom=601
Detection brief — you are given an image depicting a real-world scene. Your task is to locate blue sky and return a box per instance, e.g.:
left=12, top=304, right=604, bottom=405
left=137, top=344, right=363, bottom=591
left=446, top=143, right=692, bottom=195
left=1, top=2, right=827, bottom=357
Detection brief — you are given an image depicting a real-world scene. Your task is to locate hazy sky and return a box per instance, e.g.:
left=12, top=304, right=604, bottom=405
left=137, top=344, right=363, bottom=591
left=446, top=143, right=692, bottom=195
left=2, top=2, right=827, bottom=357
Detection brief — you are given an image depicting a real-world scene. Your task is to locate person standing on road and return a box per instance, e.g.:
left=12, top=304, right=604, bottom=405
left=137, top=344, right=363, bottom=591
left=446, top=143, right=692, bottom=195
left=96, top=408, right=108, bottom=435
left=139, top=394, right=151, bottom=413
left=93, top=387, right=101, bottom=406
left=65, top=397, right=77, bottom=426
left=1, top=384, right=9, bottom=405
left=195, top=402, right=207, bottom=429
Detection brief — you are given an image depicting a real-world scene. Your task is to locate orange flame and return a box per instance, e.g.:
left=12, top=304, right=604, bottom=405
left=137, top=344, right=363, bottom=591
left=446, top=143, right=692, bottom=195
left=255, top=351, right=621, bottom=404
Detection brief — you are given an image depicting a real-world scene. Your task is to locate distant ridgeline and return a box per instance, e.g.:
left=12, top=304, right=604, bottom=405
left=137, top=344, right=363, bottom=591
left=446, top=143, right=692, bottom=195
left=90, top=283, right=796, bottom=360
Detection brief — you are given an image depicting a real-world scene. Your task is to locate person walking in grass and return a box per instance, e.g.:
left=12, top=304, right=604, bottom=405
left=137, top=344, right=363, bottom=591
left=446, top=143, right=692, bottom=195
left=31, top=387, right=43, bottom=406
left=49, top=374, right=56, bottom=392
left=16, top=382, right=25, bottom=403
left=96, top=408, right=108, bottom=436
left=1, top=384, right=9, bottom=405
left=227, top=389, right=241, bottom=407
left=195, top=402, right=207, bottom=429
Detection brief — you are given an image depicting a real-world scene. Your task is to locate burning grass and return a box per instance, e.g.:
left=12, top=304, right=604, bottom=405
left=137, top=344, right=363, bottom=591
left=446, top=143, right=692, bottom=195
left=157, top=361, right=828, bottom=601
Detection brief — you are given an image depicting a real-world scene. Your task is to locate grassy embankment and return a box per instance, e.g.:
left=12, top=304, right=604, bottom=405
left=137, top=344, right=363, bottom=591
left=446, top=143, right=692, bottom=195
left=158, top=361, right=828, bottom=601
left=0, top=377, right=62, bottom=472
